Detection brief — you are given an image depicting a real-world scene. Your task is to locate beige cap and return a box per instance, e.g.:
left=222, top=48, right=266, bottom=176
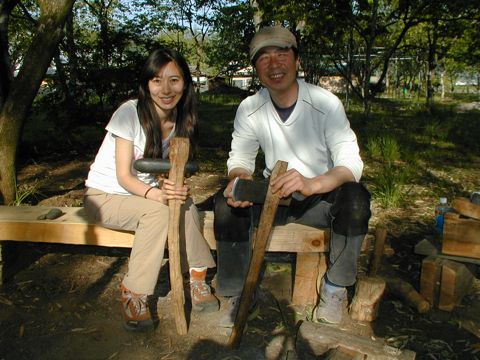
left=249, top=26, right=297, bottom=62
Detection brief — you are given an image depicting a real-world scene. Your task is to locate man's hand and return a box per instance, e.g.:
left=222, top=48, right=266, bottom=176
left=224, top=173, right=253, bottom=208
left=270, top=166, right=356, bottom=198
left=270, top=169, right=317, bottom=198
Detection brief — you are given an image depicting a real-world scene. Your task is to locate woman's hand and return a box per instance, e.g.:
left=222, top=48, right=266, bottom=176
left=148, top=179, right=188, bottom=205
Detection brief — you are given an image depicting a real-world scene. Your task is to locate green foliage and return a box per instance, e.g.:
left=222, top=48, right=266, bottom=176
left=371, top=165, right=404, bottom=209
left=11, top=182, right=44, bottom=206
left=366, top=135, right=400, bottom=163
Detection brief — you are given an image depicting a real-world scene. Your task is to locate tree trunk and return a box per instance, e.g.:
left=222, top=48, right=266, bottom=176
left=0, top=0, right=19, bottom=107
left=0, top=0, right=75, bottom=205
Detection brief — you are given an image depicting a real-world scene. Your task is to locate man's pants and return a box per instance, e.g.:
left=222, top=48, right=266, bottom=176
left=213, top=182, right=371, bottom=297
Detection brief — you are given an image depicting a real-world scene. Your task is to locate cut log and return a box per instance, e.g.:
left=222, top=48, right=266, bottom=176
left=386, top=277, right=430, bottom=314
left=452, top=197, right=480, bottom=220
left=443, top=212, right=480, bottom=259
left=438, top=259, right=475, bottom=311
left=349, top=276, right=386, bottom=322
left=296, top=321, right=416, bottom=359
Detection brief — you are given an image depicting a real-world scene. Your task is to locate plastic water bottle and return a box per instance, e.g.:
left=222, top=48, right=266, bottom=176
left=434, top=197, right=450, bottom=235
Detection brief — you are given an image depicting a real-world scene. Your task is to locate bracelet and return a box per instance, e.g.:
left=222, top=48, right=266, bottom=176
left=144, top=186, right=155, bottom=199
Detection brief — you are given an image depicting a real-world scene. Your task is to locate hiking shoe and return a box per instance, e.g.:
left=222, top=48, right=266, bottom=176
left=218, top=294, right=259, bottom=328
left=188, top=269, right=219, bottom=313
left=120, top=283, right=155, bottom=332
left=314, top=280, right=347, bottom=324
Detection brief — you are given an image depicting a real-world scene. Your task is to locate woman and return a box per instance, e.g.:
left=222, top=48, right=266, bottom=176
left=84, top=48, right=218, bottom=332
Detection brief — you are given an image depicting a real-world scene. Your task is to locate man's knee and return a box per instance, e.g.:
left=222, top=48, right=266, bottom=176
left=330, top=182, right=371, bottom=236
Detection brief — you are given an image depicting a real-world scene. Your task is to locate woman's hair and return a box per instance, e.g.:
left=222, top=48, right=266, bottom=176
left=137, top=48, right=198, bottom=159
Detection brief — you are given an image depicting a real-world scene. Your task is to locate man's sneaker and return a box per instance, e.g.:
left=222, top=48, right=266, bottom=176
left=188, top=269, right=219, bottom=312
left=314, top=280, right=347, bottom=324
left=218, top=293, right=260, bottom=328
left=120, top=283, right=155, bottom=332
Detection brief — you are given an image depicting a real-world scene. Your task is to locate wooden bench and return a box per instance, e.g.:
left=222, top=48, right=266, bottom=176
left=0, top=205, right=329, bottom=305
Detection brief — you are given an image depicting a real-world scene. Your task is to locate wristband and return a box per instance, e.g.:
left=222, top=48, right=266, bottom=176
left=144, top=186, right=155, bottom=199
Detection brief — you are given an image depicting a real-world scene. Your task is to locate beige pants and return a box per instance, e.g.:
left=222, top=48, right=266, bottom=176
left=84, top=188, right=215, bottom=295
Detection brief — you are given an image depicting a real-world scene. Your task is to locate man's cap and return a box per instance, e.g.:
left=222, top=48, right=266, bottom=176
left=249, top=26, right=297, bottom=62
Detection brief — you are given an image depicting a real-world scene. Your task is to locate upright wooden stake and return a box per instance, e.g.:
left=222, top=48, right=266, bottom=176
left=167, top=138, right=189, bottom=335
left=228, top=160, right=288, bottom=348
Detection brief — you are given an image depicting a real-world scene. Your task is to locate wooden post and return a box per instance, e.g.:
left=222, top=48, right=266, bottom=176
left=167, top=138, right=189, bottom=335
left=369, top=225, right=387, bottom=276
left=228, top=160, right=288, bottom=348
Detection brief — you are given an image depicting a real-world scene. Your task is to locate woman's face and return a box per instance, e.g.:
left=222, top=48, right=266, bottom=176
left=148, top=61, right=185, bottom=118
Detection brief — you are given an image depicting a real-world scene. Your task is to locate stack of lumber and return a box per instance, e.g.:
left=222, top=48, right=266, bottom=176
left=418, top=197, right=479, bottom=312
left=442, top=197, right=480, bottom=259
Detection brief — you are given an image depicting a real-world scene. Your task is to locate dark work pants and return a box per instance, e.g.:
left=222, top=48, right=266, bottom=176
left=213, top=182, right=371, bottom=297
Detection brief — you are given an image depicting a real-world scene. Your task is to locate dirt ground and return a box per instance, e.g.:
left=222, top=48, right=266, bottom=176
left=1, top=152, right=480, bottom=360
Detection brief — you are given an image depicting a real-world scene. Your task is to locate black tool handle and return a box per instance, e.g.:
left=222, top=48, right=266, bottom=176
left=134, top=158, right=199, bottom=175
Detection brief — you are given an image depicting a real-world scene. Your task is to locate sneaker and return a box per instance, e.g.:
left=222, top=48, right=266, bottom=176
left=218, top=293, right=260, bottom=328
left=120, top=284, right=155, bottom=332
left=188, top=269, right=219, bottom=313
left=314, top=279, right=347, bottom=324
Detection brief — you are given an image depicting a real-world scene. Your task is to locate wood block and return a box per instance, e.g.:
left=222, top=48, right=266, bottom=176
left=296, top=321, right=416, bottom=359
left=442, top=213, right=480, bottom=259
left=452, top=197, right=480, bottom=220
left=420, top=256, right=445, bottom=306
left=292, top=252, right=327, bottom=305
left=438, top=259, right=475, bottom=311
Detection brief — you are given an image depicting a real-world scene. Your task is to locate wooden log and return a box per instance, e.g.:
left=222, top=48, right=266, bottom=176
left=386, top=277, right=430, bottom=314
left=452, top=197, right=480, bottom=220
left=442, top=212, right=480, bottom=259
left=167, top=138, right=189, bottom=335
left=228, top=160, right=288, bottom=348
left=420, top=256, right=444, bottom=306
left=296, top=321, right=416, bottom=359
left=438, top=259, right=474, bottom=311
left=349, top=276, right=386, bottom=322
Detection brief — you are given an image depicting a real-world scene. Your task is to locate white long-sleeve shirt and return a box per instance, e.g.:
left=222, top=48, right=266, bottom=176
left=227, top=79, right=363, bottom=182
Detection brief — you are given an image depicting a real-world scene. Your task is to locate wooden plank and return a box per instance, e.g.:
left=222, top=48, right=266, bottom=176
left=452, top=197, right=480, bottom=220
left=420, top=256, right=444, bottom=306
left=438, top=259, right=475, bottom=311
left=291, top=252, right=327, bottom=305
left=0, top=206, right=327, bottom=253
left=442, top=213, right=480, bottom=259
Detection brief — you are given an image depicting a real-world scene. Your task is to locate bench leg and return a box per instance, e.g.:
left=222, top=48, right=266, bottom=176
left=292, top=253, right=327, bottom=305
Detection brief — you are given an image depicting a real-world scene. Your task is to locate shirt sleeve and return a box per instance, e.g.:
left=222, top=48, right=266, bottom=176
left=324, top=98, right=364, bottom=182
left=227, top=103, right=260, bottom=176
left=105, top=101, right=139, bottom=141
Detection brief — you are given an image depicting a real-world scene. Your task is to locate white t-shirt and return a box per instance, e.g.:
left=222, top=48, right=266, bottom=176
left=85, top=99, right=174, bottom=195
left=227, top=79, right=363, bottom=182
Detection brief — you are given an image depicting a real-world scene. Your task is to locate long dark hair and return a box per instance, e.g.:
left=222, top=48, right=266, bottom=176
left=137, top=48, right=198, bottom=159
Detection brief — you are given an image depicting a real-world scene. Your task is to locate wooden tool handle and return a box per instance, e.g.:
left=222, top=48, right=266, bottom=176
left=228, top=160, right=288, bottom=348
left=167, top=137, right=189, bottom=335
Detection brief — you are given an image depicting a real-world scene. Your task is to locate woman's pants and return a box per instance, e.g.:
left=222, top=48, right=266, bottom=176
left=84, top=187, right=215, bottom=295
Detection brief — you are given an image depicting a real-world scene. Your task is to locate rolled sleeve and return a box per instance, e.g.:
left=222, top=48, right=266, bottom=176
left=227, top=105, right=260, bottom=176
left=325, top=100, right=363, bottom=182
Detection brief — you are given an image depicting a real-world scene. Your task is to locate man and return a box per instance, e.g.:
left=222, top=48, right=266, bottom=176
left=214, top=26, right=371, bottom=327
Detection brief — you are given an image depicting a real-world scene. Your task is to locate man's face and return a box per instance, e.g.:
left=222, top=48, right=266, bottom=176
left=254, top=46, right=299, bottom=95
